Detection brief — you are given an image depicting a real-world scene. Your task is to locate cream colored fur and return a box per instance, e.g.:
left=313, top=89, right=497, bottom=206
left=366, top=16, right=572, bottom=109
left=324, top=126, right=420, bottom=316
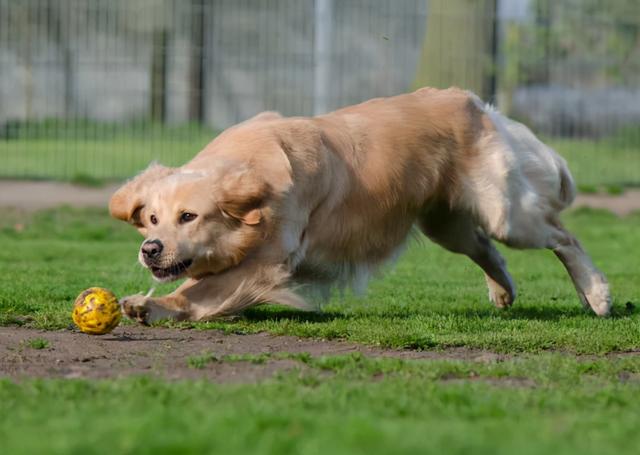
left=110, top=87, right=611, bottom=323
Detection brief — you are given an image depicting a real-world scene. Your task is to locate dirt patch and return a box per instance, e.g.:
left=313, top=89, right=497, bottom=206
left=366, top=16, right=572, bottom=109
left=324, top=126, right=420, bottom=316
left=618, top=372, right=640, bottom=384
left=1, top=180, right=639, bottom=216
left=574, top=190, right=640, bottom=216
left=1, top=326, right=509, bottom=382
left=0, top=180, right=120, bottom=212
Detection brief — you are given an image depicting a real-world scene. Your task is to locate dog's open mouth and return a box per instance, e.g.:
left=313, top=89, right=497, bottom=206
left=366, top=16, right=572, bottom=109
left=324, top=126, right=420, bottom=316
left=149, top=259, right=193, bottom=280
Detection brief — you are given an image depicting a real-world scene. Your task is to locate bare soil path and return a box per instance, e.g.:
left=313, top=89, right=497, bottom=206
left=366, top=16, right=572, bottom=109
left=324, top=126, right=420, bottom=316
left=1, top=180, right=639, bottom=215
left=0, top=180, right=120, bottom=211
left=1, top=326, right=507, bottom=382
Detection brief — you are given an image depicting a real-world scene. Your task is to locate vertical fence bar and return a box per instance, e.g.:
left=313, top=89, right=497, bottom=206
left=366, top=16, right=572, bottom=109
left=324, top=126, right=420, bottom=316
left=313, top=0, right=332, bottom=115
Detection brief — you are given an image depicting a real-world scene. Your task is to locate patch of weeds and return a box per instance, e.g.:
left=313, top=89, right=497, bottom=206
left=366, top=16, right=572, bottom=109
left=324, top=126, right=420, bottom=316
left=605, top=184, right=624, bottom=195
left=187, top=352, right=281, bottom=368
left=223, top=353, right=270, bottom=364
left=0, top=313, right=31, bottom=326
left=285, top=352, right=313, bottom=364
left=69, top=173, right=107, bottom=188
left=25, top=338, right=50, bottom=349
left=577, top=184, right=599, bottom=194
left=187, top=352, right=218, bottom=369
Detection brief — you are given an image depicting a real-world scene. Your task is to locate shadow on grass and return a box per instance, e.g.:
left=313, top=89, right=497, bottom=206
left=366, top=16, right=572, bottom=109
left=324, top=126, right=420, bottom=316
left=241, top=307, right=351, bottom=323
left=237, top=301, right=637, bottom=324
left=485, top=302, right=636, bottom=321
left=5, top=302, right=633, bottom=334
left=444, top=305, right=589, bottom=321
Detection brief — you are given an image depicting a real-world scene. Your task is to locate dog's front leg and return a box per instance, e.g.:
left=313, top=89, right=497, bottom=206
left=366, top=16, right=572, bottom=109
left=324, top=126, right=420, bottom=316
left=120, top=289, right=193, bottom=325
left=121, top=262, right=311, bottom=324
left=180, top=263, right=311, bottom=321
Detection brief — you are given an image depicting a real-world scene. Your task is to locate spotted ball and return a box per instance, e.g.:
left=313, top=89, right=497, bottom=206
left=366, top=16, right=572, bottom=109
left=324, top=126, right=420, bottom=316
left=72, top=287, right=121, bottom=335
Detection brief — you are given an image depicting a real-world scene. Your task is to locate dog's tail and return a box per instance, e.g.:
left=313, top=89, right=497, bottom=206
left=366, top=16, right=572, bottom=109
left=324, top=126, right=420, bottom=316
left=554, top=154, right=576, bottom=208
left=467, top=90, right=577, bottom=210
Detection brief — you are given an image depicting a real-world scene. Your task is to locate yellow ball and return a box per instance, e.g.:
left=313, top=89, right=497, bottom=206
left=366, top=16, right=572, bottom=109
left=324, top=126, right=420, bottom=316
left=72, top=287, right=121, bottom=335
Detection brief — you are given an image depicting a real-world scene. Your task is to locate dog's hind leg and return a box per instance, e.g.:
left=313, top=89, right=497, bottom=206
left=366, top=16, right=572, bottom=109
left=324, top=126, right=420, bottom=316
left=490, top=208, right=610, bottom=316
left=471, top=234, right=516, bottom=308
left=545, top=219, right=611, bottom=316
left=419, top=205, right=516, bottom=308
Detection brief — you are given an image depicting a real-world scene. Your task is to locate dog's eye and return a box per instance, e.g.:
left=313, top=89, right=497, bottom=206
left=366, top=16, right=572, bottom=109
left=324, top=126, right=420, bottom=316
left=150, top=214, right=158, bottom=225
left=179, top=212, right=198, bottom=224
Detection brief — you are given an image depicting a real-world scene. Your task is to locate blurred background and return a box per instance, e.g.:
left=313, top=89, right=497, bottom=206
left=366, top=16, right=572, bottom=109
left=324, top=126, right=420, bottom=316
left=0, top=0, right=638, bottom=190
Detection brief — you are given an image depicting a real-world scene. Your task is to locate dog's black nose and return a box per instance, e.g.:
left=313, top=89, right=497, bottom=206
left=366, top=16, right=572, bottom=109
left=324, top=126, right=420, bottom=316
left=141, top=239, right=163, bottom=259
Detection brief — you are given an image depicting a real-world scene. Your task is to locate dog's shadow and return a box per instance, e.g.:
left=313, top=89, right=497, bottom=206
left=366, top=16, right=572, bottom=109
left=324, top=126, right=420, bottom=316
left=242, top=307, right=350, bottom=323
left=242, top=302, right=636, bottom=323
left=465, top=303, right=635, bottom=321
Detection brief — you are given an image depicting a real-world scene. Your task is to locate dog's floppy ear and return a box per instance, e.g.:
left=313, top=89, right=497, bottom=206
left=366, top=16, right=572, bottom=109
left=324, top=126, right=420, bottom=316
left=218, top=168, right=271, bottom=226
left=109, top=163, right=174, bottom=226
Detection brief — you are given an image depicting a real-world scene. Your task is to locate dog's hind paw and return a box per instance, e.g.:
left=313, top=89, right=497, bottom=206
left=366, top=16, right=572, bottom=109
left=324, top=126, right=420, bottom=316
left=483, top=274, right=516, bottom=309
left=582, top=274, right=611, bottom=317
left=487, top=283, right=515, bottom=309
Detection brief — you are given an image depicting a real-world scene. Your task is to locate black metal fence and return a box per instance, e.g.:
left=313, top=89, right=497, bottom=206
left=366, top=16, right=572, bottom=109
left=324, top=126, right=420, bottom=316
left=0, top=0, right=638, bottom=188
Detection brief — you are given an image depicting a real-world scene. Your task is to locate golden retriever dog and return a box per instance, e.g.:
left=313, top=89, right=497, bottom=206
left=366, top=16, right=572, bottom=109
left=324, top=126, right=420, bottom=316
left=110, top=87, right=611, bottom=324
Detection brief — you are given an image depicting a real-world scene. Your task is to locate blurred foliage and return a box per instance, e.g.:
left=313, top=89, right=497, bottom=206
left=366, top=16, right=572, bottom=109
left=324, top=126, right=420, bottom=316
left=414, top=0, right=497, bottom=100
left=504, top=0, right=640, bottom=88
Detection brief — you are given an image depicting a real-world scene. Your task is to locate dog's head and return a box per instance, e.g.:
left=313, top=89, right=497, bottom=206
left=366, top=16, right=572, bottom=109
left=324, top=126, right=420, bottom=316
left=109, top=163, right=278, bottom=282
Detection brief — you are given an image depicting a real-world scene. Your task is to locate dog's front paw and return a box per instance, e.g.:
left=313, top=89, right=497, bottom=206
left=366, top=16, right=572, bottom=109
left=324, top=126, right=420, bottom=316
left=120, top=294, right=187, bottom=325
left=120, top=294, right=153, bottom=325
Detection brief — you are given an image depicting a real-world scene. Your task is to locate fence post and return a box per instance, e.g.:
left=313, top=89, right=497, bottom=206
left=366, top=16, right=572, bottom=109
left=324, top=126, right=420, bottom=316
left=189, top=0, right=206, bottom=123
left=314, top=0, right=333, bottom=116
left=150, top=28, right=168, bottom=123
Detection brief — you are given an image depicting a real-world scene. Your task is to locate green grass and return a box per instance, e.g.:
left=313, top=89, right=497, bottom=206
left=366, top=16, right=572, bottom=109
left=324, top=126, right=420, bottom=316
left=187, top=352, right=273, bottom=368
left=0, top=121, right=216, bottom=181
left=186, top=352, right=219, bottom=369
left=1, top=206, right=639, bottom=454
left=548, top=137, right=640, bottom=188
left=2, top=354, right=640, bottom=454
left=0, top=206, right=638, bottom=353
left=0, top=120, right=638, bottom=186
